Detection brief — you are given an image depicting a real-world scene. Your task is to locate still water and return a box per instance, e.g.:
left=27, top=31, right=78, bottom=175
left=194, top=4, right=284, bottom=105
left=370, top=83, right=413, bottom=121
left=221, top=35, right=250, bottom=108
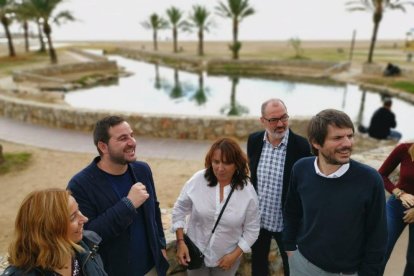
left=65, top=55, right=414, bottom=140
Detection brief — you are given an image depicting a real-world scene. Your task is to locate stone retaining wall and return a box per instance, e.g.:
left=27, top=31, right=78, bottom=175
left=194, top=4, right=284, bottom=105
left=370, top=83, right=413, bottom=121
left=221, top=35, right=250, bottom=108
left=0, top=94, right=311, bottom=140
left=12, top=61, right=118, bottom=83
left=362, top=62, right=414, bottom=78
left=112, top=48, right=204, bottom=72
left=112, top=48, right=346, bottom=79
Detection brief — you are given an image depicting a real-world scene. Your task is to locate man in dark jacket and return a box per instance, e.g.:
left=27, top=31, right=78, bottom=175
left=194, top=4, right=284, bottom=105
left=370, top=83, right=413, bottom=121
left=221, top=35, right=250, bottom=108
left=68, top=116, right=169, bottom=276
left=368, top=97, right=402, bottom=141
left=248, top=98, right=311, bottom=276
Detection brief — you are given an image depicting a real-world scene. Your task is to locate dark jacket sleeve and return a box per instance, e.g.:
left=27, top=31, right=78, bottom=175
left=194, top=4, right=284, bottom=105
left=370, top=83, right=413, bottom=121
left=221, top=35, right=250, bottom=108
left=134, top=162, right=166, bottom=248
left=67, top=163, right=137, bottom=242
left=358, top=172, right=387, bottom=276
left=282, top=162, right=303, bottom=251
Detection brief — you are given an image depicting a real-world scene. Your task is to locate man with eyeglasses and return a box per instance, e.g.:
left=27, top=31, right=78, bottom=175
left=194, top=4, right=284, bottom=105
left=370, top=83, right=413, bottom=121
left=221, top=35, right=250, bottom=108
left=248, top=98, right=311, bottom=276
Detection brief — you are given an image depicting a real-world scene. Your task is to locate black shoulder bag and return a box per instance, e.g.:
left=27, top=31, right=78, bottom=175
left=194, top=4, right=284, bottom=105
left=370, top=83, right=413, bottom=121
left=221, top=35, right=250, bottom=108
left=183, top=185, right=235, bottom=270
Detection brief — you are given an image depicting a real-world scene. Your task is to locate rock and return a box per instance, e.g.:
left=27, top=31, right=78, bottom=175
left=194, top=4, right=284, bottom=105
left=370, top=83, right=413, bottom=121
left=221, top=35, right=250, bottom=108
left=0, top=144, right=4, bottom=165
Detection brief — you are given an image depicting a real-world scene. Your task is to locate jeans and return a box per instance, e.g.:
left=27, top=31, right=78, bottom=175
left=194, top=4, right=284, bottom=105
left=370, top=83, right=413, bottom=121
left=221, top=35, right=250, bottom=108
left=251, top=228, right=289, bottom=276
left=387, top=130, right=402, bottom=141
left=382, top=196, right=414, bottom=276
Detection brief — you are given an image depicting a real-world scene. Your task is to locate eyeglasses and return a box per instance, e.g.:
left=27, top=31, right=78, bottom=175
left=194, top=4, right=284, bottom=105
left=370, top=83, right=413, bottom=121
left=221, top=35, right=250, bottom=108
left=262, top=114, right=289, bottom=124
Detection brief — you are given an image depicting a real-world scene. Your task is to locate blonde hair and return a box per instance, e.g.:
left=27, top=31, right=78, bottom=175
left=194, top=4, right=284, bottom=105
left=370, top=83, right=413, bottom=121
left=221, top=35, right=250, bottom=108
left=409, top=143, right=414, bottom=161
left=8, top=188, right=81, bottom=271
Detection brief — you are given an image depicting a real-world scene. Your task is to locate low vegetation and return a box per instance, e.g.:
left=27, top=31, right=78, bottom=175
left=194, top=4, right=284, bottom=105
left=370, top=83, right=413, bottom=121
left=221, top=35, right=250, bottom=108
left=0, top=152, right=32, bottom=175
left=391, top=81, right=414, bottom=94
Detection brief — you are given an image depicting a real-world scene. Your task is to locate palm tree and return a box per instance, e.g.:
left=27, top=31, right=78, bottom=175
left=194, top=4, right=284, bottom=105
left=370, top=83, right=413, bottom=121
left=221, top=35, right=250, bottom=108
left=35, top=17, right=45, bottom=52
left=166, top=6, right=186, bottom=53
left=27, top=0, right=75, bottom=63
left=215, top=0, right=255, bottom=60
left=141, top=13, right=168, bottom=51
left=346, top=0, right=413, bottom=63
left=0, top=0, right=16, bottom=57
left=187, top=5, right=213, bottom=56
left=14, top=1, right=35, bottom=52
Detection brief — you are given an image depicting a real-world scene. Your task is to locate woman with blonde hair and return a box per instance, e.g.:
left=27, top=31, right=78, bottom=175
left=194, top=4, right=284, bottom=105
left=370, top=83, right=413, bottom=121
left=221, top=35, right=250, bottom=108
left=379, top=143, right=414, bottom=276
left=2, top=188, right=107, bottom=276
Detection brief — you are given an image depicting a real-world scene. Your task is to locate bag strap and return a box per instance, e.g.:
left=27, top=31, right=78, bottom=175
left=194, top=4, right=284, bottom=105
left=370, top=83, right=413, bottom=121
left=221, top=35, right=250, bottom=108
left=212, top=184, right=235, bottom=233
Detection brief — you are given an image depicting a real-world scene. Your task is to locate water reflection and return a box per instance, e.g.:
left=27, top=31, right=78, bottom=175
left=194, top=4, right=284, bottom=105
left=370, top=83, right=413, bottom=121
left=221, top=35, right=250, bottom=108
left=192, top=72, right=208, bottom=106
left=170, top=69, right=184, bottom=99
left=220, top=77, right=249, bottom=116
left=64, top=55, right=414, bottom=139
left=154, top=64, right=161, bottom=90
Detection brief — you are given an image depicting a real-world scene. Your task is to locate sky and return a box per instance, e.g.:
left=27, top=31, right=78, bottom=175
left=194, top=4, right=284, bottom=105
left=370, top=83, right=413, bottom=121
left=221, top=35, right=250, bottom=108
left=12, top=0, right=414, bottom=41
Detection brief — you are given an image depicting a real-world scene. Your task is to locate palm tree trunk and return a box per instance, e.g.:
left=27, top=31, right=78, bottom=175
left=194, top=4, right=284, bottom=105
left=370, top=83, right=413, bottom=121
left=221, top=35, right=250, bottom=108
left=368, top=11, right=382, bottom=64
left=153, top=29, right=158, bottom=51
left=367, top=21, right=380, bottom=64
left=36, top=19, right=46, bottom=52
left=173, top=27, right=177, bottom=53
left=232, top=18, right=238, bottom=60
left=1, top=15, right=16, bottom=57
left=23, top=20, right=29, bottom=52
left=44, top=22, right=57, bottom=64
left=198, top=29, right=203, bottom=56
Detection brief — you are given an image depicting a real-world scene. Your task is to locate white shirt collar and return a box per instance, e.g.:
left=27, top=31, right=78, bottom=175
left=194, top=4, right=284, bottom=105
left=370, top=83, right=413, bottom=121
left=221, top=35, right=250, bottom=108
left=313, top=157, right=350, bottom=178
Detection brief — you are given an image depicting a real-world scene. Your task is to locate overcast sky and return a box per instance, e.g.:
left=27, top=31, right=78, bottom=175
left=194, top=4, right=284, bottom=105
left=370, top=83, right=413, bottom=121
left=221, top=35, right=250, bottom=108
left=14, top=0, right=414, bottom=41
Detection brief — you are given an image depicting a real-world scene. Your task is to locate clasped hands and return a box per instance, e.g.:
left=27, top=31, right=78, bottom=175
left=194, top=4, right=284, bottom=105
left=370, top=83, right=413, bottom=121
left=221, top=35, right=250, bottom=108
left=399, top=193, right=414, bottom=224
left=175, top=243, right=240, bottom=270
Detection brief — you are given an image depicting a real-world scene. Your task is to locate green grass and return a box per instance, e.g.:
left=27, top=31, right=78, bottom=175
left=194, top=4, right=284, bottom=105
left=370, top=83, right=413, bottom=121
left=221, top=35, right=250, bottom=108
left=391, top=81, right=414, bottom=94
left=0, top=152, right=32, bottom=175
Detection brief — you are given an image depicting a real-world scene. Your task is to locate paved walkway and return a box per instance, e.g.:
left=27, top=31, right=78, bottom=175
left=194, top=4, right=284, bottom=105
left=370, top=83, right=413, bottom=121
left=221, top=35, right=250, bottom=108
left=0, top=117, right=219, bottom=160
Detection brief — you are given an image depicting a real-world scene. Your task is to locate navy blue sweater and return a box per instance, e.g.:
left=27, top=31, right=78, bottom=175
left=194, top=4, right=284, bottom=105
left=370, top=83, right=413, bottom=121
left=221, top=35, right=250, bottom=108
left=283, top=157, right=387, bottom=276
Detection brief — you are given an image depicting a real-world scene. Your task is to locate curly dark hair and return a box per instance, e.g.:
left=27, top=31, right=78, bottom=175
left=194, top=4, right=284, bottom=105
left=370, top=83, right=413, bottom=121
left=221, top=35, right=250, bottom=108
left=204, top=137, right=250, bottom=190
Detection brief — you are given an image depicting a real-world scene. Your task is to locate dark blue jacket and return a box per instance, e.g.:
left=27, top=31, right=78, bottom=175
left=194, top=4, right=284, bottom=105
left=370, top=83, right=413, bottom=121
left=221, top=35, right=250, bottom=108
left=2, top=230, right=107, bottom=276
left=67, top=157, right=169, bottom=276
left=247, top=129, right=311, bottom=209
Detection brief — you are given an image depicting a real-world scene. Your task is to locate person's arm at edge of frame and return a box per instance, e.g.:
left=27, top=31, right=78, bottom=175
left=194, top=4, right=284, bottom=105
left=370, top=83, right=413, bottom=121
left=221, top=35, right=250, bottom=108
left=358, top=172, right=387, bottom=276
left=378, top=144, right=404, bottom=196
left=172, top=176, right=194, bottom=267
left=378, top=144, right=414, bottom=208
left=282, top=165, right=303, bottom=257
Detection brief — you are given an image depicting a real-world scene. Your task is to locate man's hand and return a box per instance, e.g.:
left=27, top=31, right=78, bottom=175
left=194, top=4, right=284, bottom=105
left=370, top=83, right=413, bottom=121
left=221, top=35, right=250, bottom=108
left=286, top=251, right=296, bottom=257
left=127, top=182, right=149, bottom=208
left=403, top=208, right=414, bottom=224
left=161, top=249, right=167, bottom=260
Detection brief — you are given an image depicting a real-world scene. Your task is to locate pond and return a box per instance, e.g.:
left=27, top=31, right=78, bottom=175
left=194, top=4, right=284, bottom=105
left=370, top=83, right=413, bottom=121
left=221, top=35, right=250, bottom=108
left=64, top=55, right=414, bottom=140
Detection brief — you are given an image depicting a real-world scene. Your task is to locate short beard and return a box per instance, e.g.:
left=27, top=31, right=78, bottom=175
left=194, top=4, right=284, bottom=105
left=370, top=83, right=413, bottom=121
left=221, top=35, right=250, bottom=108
left=267, top=128, right=287, bottom=140
left=320, top=148, right=352, bottom=165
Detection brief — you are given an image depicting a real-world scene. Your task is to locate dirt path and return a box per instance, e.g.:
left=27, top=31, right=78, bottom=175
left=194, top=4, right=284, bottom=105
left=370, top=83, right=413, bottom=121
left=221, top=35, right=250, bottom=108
left=0, top=140, right=203, bottom=254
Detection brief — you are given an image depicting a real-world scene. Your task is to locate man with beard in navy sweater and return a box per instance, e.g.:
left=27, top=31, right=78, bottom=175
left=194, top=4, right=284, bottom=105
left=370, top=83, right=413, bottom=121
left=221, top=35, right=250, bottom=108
left=283, top=109, right=387, bottom=276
